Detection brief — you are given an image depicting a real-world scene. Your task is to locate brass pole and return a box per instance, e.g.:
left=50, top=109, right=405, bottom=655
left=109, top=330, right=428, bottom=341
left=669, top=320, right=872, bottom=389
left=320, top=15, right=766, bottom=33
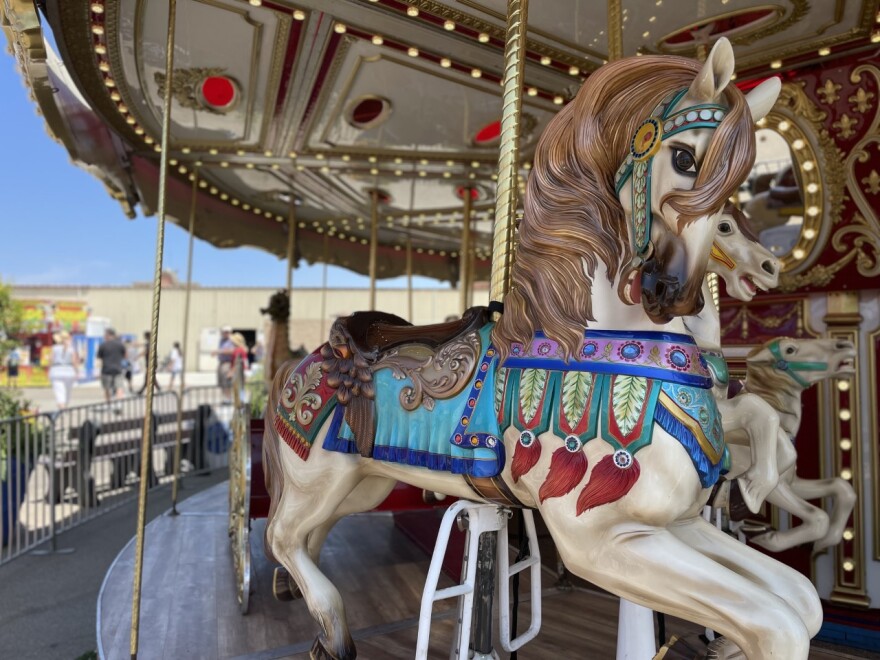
left=320, top=234, right=329, bottom=338
left=490, top=0, right=529, bottom=306
left=607, top=0, right=624, bottom=61
left=131, top=0, right=176, bottom=657
left=170, top=165, right=197, bottom=515
left=286, top=198, right=296, bottom=294
left=406, top=167, right=416, bottom=321
left=459, top=188, right=474, bottom=314
left=368, top=189, right=379, bottom=310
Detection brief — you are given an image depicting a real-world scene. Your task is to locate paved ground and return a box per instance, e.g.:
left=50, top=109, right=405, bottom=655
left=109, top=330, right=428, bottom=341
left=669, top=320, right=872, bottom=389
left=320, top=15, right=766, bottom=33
left=15, top=370, right=222, bottom=414
left=0, top=470, right=228, bottom=660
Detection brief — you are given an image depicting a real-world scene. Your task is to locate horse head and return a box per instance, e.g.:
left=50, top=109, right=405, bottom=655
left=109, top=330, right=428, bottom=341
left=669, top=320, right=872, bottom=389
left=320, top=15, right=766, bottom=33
left=747, top=337, right=856, bottom=390
left=616, top=39, right=781, bottom=323
left=494, top=38, right=780, bottom=359
left=710, top=204, right=779, bottom=301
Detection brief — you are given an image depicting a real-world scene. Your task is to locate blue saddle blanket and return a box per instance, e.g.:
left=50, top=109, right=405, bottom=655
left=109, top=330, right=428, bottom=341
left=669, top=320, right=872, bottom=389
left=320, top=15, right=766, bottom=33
left=323, top=324, right=504, bottom=478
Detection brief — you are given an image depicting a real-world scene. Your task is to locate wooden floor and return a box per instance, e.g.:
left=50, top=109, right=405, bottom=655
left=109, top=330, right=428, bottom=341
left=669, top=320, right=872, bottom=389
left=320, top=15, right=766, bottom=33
left=98, top=483, right=869, bottom=659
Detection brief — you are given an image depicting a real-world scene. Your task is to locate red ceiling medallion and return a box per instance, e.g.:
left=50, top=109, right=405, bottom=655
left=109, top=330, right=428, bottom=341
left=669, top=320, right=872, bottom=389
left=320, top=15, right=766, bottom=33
left=200, top=75, right=238, bottom=111
left=455, top=186, right=482, bottom=201
left=347, top=96, right=393, bottom=129
left=658, top=7, right=780, bottom=51
left=473, top=120, right=501, bottom=147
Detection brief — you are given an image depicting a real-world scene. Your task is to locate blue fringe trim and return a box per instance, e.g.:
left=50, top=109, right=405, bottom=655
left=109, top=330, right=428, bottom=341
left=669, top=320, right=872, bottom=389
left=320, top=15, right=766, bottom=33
left=654, top=405, right=724, bottom=488
left=372, top=445, right=503, bottom=478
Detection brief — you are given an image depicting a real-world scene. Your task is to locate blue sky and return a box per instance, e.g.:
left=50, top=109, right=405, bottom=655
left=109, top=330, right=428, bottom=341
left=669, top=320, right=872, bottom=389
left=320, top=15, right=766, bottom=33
left=0, top=50, right=440, bottom=290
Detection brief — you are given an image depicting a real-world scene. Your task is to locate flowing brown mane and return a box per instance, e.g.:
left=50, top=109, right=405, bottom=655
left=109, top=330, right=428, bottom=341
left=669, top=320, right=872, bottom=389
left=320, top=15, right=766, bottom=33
left=492, top=54, right=757, bottom=360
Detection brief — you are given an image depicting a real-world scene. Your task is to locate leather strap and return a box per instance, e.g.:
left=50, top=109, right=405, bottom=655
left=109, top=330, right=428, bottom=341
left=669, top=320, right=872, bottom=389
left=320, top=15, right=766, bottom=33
left=463, top=474, right=529, bottom=509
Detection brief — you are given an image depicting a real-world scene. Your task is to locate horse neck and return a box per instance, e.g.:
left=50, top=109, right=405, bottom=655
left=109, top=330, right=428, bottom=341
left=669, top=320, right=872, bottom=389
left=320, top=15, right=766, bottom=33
left=682, top=279, right=720, bottom=350
left=742, top=372, right=804, bottom=437
left=584, top=264, right=690, bottom=335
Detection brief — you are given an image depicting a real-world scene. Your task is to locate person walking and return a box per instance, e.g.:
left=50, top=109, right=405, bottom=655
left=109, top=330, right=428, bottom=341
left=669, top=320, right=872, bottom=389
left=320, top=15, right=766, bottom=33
left=97, top=328, right=126, bottom=404
left=122, top=338, right=137, bottom=394
left=5, top=347, right=20, bottom=388
left=168, top=341, right=183, bottom=388
left=137, top=331, right=161, bottom=394
left=214, top=326, right=235, bottom=404
left=48, top=331, right=80, bottom=410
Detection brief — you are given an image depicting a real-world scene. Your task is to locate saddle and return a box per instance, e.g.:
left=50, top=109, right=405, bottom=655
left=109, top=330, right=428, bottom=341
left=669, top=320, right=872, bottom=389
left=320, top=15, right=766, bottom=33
left=321, top=306, right=490, bottom=458
left=338, top=306, right=489, bottom=355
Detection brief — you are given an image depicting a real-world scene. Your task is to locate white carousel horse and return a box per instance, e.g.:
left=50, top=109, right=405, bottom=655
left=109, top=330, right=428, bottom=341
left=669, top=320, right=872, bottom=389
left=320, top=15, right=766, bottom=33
left=262, top=40, right=821, bottom=659
left=683, top=205, right=788, bottom=514
left=740, top=338, right=857, bottom=553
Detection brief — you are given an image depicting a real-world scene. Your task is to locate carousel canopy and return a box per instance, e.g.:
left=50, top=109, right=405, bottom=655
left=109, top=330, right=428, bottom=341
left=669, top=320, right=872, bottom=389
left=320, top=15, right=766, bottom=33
left=3, top=0, right=878, bottom=283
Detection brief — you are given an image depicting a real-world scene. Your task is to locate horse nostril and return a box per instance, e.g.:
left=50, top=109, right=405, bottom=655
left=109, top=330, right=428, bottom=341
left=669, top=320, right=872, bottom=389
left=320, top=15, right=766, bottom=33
left=836, top=341, right=850, bottom=350
left=761, top=260, right=776, bottom=275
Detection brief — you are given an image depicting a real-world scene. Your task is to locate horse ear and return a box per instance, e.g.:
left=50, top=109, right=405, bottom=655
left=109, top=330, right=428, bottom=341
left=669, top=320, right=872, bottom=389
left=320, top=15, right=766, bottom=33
left=745, top=77, right=781, bottom=123
left=688, top=37, right=735, bottom=102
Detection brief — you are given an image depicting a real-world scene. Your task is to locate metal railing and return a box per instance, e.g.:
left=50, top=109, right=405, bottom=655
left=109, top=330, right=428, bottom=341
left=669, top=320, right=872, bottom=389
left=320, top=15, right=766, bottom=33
left=0, top=386, right=229, bottom=565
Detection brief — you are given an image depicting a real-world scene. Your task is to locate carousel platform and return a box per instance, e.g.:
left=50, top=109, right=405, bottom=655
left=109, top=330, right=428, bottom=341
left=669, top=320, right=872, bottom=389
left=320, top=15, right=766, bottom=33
left=97, top=482, right=869, bottom=659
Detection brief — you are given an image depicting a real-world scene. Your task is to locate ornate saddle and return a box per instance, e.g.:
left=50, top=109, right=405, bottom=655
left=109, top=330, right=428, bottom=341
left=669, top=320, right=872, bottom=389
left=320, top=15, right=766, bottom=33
left=320, top=307, right=490, bottom=458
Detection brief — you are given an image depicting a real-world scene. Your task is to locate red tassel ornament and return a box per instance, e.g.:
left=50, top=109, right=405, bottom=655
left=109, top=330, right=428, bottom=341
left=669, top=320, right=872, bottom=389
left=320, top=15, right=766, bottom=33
left=539, top=436, right=588, bottom=502
left=576, top=450, right=641, bottom=515
left=511, top=429, right=542, bottom=483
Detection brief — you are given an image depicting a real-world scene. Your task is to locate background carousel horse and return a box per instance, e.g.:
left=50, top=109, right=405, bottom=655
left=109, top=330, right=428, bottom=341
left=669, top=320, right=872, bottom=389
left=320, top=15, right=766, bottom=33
left=683, top=204, right=787, bottom=513
left=262, top=40, right=821, bottom=660
left=737, top=338, right=857, bottom=554
left=261, top=290, right=307, bottom=384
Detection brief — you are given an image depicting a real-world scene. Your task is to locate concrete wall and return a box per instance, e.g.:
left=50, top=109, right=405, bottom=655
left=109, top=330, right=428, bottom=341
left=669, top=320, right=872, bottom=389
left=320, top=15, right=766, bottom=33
left=13, top=285, right=489, bottom=371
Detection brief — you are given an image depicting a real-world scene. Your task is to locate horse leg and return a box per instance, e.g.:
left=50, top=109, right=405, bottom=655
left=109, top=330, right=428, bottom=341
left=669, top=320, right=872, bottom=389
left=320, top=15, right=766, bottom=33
left=555, top=524, right=811, bottom=659
left=670, top=515, right=822, bottom=637
left=789, top=474, right=856, bottom=554
left=750, top=479, right=830, bottom=554
left=306, top=476, right=397, bottom=562
left=266, top=466, right=364, bottom=659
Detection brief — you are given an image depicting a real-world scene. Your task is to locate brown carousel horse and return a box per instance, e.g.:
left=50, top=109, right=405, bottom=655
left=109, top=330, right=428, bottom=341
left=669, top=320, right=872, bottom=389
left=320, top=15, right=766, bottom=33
left=262, top=40, right=820, bottom=659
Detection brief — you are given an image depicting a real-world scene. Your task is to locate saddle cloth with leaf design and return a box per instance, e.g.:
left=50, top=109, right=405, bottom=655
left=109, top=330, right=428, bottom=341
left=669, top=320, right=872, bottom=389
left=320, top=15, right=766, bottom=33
left=497, top=330, right=729, bottom=488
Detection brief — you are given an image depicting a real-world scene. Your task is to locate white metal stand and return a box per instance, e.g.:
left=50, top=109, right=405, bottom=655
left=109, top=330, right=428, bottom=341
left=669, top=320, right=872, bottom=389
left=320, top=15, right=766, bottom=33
left=416, top=501, right=542, bottom=660
left=616, top=600, right=656, bottom=660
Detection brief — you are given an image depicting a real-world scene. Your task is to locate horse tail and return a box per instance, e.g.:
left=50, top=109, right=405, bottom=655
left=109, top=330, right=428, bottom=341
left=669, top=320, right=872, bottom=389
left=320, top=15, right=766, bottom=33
left=262, top=357, right=300, bottom=563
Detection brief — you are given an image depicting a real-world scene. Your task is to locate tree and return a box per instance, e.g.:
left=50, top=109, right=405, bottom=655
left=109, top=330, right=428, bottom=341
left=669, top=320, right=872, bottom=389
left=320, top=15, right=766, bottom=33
left=0, top=280, right=24, bottom=365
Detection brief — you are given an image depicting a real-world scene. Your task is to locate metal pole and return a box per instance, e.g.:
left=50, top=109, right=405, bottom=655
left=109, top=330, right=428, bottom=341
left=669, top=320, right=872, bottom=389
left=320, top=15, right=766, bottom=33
left=170, top=166, right=198, bottom=515
left=489, top=0, right=529, bottom=307
left=320, top=234, right=329, bottom=339
left=368, top=189, right=379, bottom=310
left=459, top=188, right=474, bottom=314
left=286, top=198, right=296, bottom=295
left=131, top=0, right=176, bottom=656
left=608, top=0, right=624, bottom=61
left=406, top=236, right=413, bottom=321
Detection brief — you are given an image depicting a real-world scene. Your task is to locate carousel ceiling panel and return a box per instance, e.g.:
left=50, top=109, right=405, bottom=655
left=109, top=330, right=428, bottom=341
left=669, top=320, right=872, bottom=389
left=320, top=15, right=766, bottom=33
left=304, top=40, right=555, bottom=156
left=114, top=0, right=290, bottom=149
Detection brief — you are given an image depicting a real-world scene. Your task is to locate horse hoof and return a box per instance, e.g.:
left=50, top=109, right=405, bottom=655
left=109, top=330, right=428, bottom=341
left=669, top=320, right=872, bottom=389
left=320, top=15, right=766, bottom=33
left=272, top=566, right=302, bottom=602
left=310, top=635, right=357, bottom=660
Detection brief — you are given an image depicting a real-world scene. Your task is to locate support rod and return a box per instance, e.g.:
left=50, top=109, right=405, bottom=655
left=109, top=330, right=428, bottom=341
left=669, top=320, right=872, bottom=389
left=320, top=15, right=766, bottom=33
left=459, top=188, right=474, bottom=314
left=170, top=165, right=197, bottom=515
left=608, top=0, right=624, bottom=61
left=490, top=0, right=529, bottom=306
left=286, top=198, right=296, bottom=294
left=320, top=234, right=329, bottom=339
left=368, top=188, right=380, bottom=310
left=130, top=0, right=176, bottom=657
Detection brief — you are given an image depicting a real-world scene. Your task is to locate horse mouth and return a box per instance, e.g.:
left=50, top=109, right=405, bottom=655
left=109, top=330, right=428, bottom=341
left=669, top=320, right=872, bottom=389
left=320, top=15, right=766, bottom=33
left=835, top=356, right=856, bottom=373
left=622, top=268, right=642, bottom=305
left=739, top=275, right=757, bottom=297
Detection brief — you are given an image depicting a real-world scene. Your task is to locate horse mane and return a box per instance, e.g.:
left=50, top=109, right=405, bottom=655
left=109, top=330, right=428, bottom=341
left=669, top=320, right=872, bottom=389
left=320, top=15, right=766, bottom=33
left=493, top=55, right=757, bottom=360
left=743, top=345, right=803, bottom=411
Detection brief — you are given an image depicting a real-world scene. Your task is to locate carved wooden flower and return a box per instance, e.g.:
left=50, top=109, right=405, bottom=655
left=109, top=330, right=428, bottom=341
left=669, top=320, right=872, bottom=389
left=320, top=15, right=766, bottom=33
left=320, top=338, right=375, bottom=406
left=832, top=113, right=858, bottom=139
left=862, top=170, right=880, bottom=195
left=849, top=88, right=875, bottom=115
left=817, top=79, right=841, bottom=105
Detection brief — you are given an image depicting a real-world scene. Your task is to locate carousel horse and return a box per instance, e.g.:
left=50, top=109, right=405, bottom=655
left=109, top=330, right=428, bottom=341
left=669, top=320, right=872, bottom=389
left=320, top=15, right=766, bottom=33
left=263, top=40, right=822, bottom=659
left=683, top=204, right=788, bottom=514
left=737, top=338, right=857, bottom=553
left=261, top=290, right=307, bottom=383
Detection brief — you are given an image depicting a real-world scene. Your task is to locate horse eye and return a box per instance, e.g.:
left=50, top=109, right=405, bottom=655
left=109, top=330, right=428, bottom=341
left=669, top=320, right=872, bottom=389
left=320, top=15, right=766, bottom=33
left=785, top=346, right=796, bottom=355
left=672, top=148, right=697, bottom=175
left=718, top=221, right=732, bottom=234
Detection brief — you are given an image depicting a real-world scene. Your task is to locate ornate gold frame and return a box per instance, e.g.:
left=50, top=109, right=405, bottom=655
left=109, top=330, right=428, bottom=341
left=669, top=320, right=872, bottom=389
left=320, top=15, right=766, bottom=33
left=869, top=322, right=880, bottom=561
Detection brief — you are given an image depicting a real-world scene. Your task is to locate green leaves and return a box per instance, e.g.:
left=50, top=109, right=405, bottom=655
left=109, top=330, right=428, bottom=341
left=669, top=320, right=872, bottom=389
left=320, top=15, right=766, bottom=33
left=519, top=369, right=548, bottom=424
left=562, top=371, right=593, bottom=429
left=611, top=375, right=647, bottom=436
left=494, top=367, right=507, bottom=416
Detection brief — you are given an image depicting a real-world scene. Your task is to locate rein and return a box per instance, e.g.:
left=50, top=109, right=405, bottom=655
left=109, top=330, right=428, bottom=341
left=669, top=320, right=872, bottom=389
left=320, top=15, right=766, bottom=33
left=614, top=87, right=727, bottom=260
left=766, top=339, right=828, bottom=388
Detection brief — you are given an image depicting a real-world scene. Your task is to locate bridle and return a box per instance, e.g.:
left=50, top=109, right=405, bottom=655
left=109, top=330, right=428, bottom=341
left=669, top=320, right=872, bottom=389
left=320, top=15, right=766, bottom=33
left=614, top=88, right=728, bottom=261
left=765, top=339, right=828, bottom=388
